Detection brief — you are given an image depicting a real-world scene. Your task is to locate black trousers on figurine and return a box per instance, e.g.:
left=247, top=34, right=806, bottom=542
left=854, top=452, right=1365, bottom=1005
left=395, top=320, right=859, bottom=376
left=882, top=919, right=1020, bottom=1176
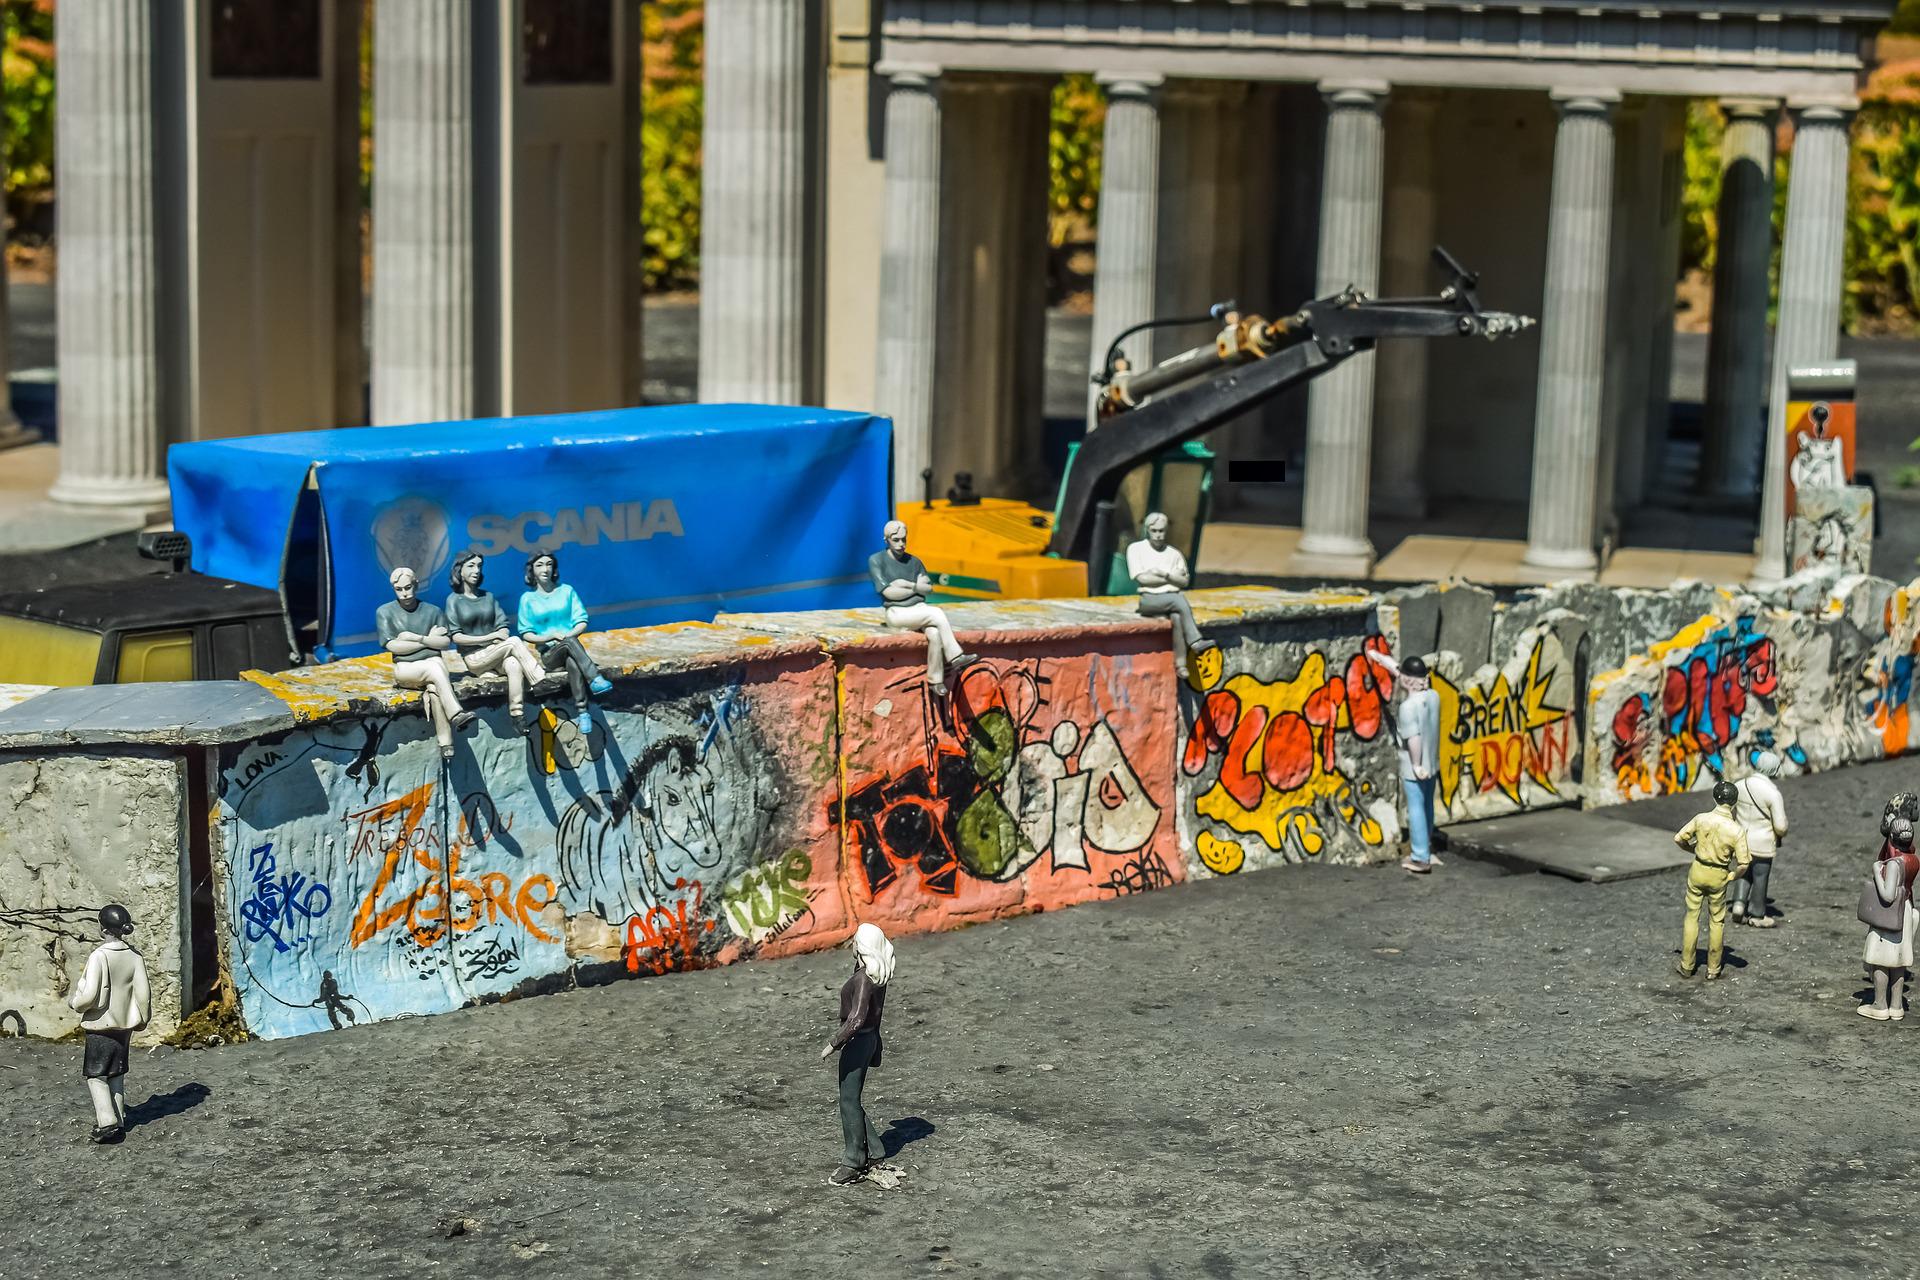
left=837, top=1030, right=886, bottom=1169
left=537, top=636, right=602, bottom=705
left=1730, top=856, right=1774, bottom=920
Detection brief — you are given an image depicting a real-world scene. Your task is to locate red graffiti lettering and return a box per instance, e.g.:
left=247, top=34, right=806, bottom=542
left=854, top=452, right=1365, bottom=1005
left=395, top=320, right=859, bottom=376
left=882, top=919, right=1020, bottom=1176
left=1219, top=705, right=1271, bottom=810
left=1260, top=710, right=1314, bottom=794
left=623, top=879, right=715, bottom=976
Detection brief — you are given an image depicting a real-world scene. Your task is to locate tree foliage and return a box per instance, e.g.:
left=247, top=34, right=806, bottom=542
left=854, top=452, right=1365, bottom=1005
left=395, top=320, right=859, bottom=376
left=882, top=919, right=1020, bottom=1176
left=1, top=0, right=54, bottom=209
left=641, top=0, right=702, bottom=291
left=1048, top=75, right=1103, bottom=245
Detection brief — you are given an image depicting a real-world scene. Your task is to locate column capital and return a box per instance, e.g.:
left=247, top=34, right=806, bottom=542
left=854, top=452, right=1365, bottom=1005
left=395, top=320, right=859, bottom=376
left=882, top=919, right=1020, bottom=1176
left=1549, top=88, right=1622, bottom=116
left=1318, top=78, right=1390, bottom=109
left=874, top=60, right=942, bottom=89
left=1719, top=97, right=1781, bottom=122
left=1095, top=72, right=1164, bottom=101
left=1787, top=95, right=1858, bottom=124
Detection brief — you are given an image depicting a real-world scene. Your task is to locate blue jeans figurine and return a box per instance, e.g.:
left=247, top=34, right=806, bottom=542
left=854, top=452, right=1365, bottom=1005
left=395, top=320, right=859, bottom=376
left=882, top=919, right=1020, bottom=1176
left=1404, top=774, right=1438, bottom=869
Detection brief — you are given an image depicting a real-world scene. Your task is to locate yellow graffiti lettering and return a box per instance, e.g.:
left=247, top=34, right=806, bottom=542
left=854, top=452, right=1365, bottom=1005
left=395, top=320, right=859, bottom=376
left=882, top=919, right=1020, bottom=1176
left=1195, top=831, right=1245, bottom=875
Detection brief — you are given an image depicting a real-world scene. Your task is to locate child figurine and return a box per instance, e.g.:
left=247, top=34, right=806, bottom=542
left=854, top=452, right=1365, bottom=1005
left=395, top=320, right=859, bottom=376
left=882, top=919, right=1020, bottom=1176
left=517, top=551, right=614, bottom=735
left=1860, top=818, right=1920, bottom=1021
left=1728, top=750, right=1789, bottom=926
left=869, top=521, right=978, bottom=696
left=1673, top=781, right=1752, bottom=980
left=377, top=566, right=477, bottom=761
left=67, top=904, right=150, bottom=1144
left=821, top=923, right=894, bottom=1186
left=1126, top=512, right=1218, bottom=681
left=445, top=550, right=545, bottom=733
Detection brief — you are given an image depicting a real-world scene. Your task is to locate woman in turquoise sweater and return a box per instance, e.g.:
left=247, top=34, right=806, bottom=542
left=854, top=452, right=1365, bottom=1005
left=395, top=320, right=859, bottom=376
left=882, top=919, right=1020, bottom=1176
left=517, top=551, right=613, bottom=733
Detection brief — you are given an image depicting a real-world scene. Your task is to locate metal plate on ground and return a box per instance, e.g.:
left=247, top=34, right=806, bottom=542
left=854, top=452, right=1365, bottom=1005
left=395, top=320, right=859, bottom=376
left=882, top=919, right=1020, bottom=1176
left=1445, top=806, right=1696, bottom=882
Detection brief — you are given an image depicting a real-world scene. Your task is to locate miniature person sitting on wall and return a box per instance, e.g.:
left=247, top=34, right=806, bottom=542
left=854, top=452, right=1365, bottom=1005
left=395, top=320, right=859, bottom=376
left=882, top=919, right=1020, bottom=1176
left=1126, top=512, right=1218, bottom=681
left=1673, top=781, right=1752, bottom=980
left=870, top=520, right=978, bottom=696
left=517, top=550, right=614, bottom=736
left=1860, top=817, right=1920, bottom=1021
left=377, top=565, right=477, bottom=761
left=445, top=549, right=546, bottom=734
left=68, top=904, right=150, bottom=1145
left=1728, top=750, right=1790, bottom=927
left=822, top=923, right=895, bottom=1186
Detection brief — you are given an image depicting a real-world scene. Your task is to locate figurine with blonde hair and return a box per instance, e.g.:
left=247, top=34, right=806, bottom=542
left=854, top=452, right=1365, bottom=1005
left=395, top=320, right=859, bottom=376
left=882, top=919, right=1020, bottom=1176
left=377, top=565, right=476, bottom=760
left=822, top=923, right=895, bottom=1186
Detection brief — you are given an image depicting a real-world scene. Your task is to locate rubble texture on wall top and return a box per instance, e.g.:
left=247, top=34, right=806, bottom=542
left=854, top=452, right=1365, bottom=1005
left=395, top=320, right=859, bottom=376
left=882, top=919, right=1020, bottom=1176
left=2, top=570, right=1915, bottom=1043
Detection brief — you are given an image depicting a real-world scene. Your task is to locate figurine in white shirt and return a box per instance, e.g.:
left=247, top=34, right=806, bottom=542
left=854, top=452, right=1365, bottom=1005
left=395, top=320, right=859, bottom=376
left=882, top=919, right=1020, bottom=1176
left=1126, top=512, right=1217, bottom=680
left=1728, top=750, right=1790, bottom=927
left=67, top=904, right=151, bottom=1144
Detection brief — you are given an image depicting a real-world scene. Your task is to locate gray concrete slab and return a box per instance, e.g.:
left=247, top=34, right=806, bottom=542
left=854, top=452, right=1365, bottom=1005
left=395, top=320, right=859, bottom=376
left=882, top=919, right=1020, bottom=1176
left=1445, top=804, right=1698, bottom=882
left=0, top=679, right=294, bottom=750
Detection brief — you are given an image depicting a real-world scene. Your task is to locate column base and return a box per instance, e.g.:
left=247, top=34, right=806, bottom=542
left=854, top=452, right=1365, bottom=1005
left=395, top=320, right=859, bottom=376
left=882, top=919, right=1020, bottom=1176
left=47, top=475, right=172, bottom=516
left=1286, top=539, right=1376, bottom=581
left=1518, top=545, right=1600, bottom=584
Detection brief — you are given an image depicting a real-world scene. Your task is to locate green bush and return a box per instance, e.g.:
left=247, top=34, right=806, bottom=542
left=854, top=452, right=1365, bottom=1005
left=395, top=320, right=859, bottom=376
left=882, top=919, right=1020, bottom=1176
left=642, top=0, right=702, bottom=291
left=1, top=0, right=54, bottom=209
left=1049, top=74, right=1103, bottom=244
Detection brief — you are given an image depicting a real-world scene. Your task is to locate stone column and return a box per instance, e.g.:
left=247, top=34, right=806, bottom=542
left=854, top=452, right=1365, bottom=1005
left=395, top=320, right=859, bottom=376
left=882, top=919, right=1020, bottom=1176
left=1289, top=81, right=1388, bottom=579
left=1700, top=99, right=1779, bottom=499
left=1521, top=91, right=1620, bottom=578
left=48, top=0, right=167, bottom=506
left=1087, top=74, right=1164, bottom=421
left=872, top=63, right=943, bottom=502
left=1752, top=99, right=1853, bottom=583
left=1371, top=90, right=1439, bottom=520
left=699, top=0, right=809, bottom=405
left=370, top=0, right=473, bottom=426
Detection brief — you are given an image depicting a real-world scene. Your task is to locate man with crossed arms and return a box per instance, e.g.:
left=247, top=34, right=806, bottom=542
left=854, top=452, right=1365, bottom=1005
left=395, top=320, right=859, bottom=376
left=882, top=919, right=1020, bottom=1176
left=870, top=520, right=978, bottom=696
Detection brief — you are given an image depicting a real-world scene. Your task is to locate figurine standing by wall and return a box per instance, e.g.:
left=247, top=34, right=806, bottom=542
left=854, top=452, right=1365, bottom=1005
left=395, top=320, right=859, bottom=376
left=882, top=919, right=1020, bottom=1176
left=376, top=566, right=476, bottom=760
left=1126, top=512, right=1218, bottom=680
left=1673, top=781, right=1752, bottom=979
left=67, top=904, right=150, bottom=1144
left=1859, top=817, right=1920, bottom=1021
left=1354, top=648, right=1442, bottom=873
left=518, top=551, right=614, bottom=735
left=870, top=521, right=977, bottom=696
left=445, top=550, right=545, bottom=732
left=821, top=922, right=894, bottom=1186
left=1728, top=750, right=1790, bottom=927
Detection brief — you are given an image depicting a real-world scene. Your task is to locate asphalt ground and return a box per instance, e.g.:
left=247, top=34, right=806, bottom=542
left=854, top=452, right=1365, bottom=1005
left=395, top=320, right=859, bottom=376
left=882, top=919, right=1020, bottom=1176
left=3, top=756, right=1917, bottom=1278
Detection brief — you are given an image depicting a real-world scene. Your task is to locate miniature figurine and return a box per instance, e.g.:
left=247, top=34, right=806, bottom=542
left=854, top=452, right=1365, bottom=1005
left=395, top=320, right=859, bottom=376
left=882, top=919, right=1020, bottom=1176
left=1126, top=512, right=1219, bottom=680
left=821, top=922, right=894, bottom=1186
left=1673, top=781, right=1752, bottom=980
left=445, top=550, right=546, bottom=733
left=517, top=551, right=614, bottom=735
left=1728, top=750, right=1789, bottom=927
left=1361, top=648, right=1441, bottom=873
left=1859, top=817, right=1920, bottom=1021
left=869, top=521, right=978, bottom=696
left=1882, top=791, right=1918, bottom=839
left=377, top=566, right=477, bottom=761
left=67, top=904, right=150, bottom=1144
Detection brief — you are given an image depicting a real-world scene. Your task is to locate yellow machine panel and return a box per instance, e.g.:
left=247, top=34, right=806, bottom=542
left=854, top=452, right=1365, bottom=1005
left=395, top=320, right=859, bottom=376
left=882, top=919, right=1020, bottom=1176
left=0, top=615, right=105, bottom=686
left=116, top=629, right=196, bottom=683
left=895, top=499, right=1089, bottom=601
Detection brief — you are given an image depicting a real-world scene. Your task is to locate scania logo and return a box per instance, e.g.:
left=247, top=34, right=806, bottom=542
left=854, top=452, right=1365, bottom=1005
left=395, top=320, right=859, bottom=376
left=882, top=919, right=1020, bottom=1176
left=466, top=500, right=685, bottom=556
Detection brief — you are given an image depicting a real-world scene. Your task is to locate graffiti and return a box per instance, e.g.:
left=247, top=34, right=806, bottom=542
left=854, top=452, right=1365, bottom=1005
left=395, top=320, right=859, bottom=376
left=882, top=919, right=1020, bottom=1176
left=556, top=736, right=727, bottom=923
left=461, top=936, right=523, bottom=983
left=344, top=722, right=385, bottom=797
left=316, top=971, right=366, bottom=1030
left=347, top=783, right=559, bottom=949
left=1185, top=638, right=1392, bottom=858
left=1100, top=850, right=1176, bottom=896
left=838, top=660, right=1161, bottom=897
left=1609, top=616, right=1781, bottom=799
left=623, top=879, right=716, bottom=975
left=1434, top=639, right=1572, bottom=810
left=532, top=707, right=605, bottom=775
left=1862, top=641, right=1920, bottom=756
left=237, top=841, right=334, bottom=954
left=0, top=1009, right=24, bottom=1037
left=721, top=850, right=812, bottom=944
left=0, top=904, right=100, bottom=941
left=1194, top=830, right=1246, bottom=875
left=232, top=750, right=285, bottom=791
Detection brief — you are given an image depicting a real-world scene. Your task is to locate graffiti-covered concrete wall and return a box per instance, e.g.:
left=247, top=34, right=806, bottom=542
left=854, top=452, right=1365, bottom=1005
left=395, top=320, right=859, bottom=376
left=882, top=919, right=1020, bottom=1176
left=0, top=750, right=188, bottom=1044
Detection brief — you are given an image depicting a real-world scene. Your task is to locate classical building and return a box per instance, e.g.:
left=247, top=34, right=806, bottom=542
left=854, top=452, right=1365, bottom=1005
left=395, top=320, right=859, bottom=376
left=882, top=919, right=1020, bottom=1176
left=788, top=0, right=1895, bottom=582
left=41, top=1, right=1895, bottom=587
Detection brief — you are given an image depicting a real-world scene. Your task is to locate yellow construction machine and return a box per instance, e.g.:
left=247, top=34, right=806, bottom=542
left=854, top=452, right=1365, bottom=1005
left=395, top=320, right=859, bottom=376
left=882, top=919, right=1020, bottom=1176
left=897, top=247, right=1533, bottom=600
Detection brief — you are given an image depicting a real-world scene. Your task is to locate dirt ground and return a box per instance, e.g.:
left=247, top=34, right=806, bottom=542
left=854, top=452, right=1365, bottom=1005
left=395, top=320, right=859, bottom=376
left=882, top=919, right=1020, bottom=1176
left=4, top=757, right=1918, bottom=1278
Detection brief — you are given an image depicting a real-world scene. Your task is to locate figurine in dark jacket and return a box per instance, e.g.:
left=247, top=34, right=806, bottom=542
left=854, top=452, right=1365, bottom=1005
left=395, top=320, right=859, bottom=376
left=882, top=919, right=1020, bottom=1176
left=821, top=922, right=893, bottom=1185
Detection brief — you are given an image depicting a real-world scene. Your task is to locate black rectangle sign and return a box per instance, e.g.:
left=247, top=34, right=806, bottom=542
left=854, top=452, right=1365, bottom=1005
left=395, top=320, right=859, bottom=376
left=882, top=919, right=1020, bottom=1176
left=1226, top=459, right=1289, bottom=483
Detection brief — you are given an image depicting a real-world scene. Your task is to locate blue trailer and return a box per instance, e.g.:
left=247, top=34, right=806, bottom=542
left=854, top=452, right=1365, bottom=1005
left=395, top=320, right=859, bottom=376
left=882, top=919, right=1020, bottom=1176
left=166, top=404, right=893, bottom=663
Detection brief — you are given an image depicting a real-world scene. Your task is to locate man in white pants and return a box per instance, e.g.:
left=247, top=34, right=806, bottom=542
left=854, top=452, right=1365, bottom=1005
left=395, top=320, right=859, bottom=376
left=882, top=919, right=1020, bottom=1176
left=1126, top=512, right=1218, bottom=680
left=375, top=566, right=476, bottom=760
left=1729, top=749, right=1789, bottom=926
left=870, top=521, right=978, bottom=695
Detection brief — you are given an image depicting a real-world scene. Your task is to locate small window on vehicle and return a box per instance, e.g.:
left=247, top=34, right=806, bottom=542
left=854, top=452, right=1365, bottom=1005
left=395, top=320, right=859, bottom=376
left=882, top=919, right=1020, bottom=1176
left=0, top=615, right=104, bottom=687
left=116, top=630, right=195, bottom=683
left=209, top=621, right=253, bottom=680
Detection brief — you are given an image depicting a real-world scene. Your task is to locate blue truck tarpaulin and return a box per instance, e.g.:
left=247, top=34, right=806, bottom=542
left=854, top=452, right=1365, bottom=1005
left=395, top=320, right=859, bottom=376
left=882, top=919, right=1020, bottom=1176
left=168, top=405, right=893, bottom=660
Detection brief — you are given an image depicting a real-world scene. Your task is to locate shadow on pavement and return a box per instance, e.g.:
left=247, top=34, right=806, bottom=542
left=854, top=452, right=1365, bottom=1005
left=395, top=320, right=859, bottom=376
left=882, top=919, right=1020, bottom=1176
left=125, top=1081, right=212, bottom=1130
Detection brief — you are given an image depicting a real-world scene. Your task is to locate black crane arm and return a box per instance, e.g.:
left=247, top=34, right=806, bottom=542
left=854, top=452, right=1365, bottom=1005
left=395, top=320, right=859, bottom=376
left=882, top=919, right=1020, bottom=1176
left=1046, top=250, right=1533, bottom=573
